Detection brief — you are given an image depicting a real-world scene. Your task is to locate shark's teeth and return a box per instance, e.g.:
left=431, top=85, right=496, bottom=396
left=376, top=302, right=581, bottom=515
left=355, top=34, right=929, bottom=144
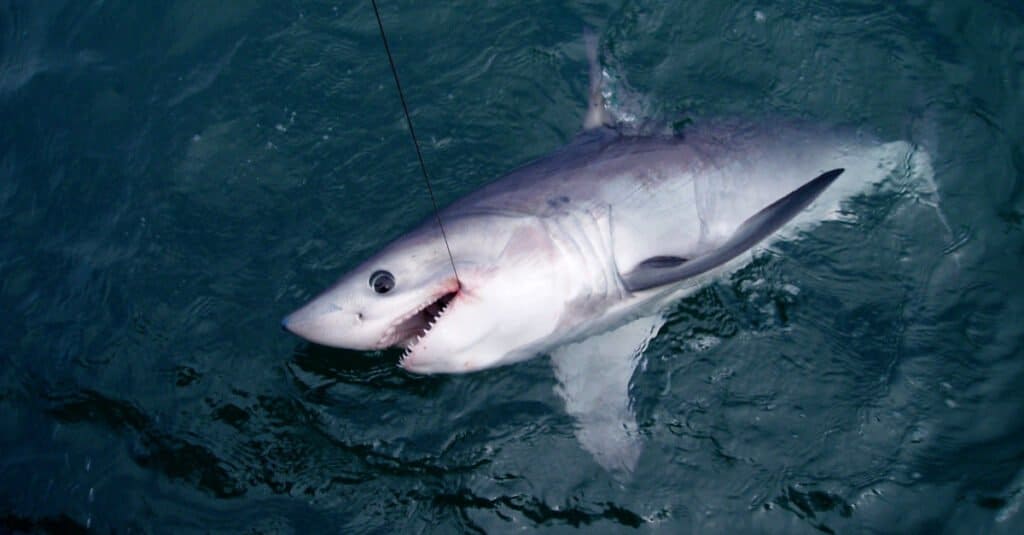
left=377, top=293, right=445, bottom=347
left=398, top=296, right=454, bottom=367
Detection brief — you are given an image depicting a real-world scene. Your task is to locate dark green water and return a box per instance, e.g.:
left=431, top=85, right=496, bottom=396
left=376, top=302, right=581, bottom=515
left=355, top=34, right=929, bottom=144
left=2, top=1, right=1023, bottom=532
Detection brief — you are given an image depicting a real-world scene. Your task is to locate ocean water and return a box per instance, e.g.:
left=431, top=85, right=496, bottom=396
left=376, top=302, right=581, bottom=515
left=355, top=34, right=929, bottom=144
left=2, top=1, right=1023, bottom=532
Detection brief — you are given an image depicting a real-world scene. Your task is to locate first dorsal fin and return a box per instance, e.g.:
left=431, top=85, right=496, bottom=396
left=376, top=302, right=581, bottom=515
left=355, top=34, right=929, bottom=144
left=621, top=168, right=845, bottom=292
left=582, top=28, right=610, bottom=130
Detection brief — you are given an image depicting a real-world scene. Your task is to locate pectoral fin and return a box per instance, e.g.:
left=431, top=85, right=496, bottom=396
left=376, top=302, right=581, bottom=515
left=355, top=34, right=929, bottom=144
left=550, top=314, right=666, bottom=477
left=621, top=168, right=845, bottom=292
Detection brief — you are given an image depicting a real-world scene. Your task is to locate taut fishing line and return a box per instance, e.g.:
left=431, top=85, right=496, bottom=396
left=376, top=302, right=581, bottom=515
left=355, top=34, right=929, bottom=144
left=370, top=0, right=461, bottom=286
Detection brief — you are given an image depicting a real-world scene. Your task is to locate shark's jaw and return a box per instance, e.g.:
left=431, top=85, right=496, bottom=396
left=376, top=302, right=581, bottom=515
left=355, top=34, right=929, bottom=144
left=391, top=289, right=457, bottom=353
left=395, top=280, right=480, bottom=374
left=375, top=282, right=459, bottom=350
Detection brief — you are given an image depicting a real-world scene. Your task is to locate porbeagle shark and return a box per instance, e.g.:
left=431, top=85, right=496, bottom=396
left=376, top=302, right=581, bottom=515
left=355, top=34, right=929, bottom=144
left=283, top=33, right=932, bottom=474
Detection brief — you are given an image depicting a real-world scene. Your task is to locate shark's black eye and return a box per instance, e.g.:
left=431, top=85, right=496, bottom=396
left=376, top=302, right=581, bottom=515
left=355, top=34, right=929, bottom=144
left=369, top=270, right=395, bottom=294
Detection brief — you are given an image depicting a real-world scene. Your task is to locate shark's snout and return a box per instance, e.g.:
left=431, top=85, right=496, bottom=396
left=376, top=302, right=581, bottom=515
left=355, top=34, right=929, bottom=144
left=280, top=312, right=301, bottom=334
left=280, top=308, right=321, bottom=342
left=280, top=298, right=364, bottom=348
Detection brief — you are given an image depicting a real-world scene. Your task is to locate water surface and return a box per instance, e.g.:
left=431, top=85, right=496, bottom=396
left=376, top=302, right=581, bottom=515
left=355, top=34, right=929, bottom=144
left=2, top=1, right=1023, bottom=532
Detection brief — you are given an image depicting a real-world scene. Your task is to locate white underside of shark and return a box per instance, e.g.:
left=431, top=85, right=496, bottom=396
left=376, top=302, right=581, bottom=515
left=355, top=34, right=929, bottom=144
left=283, top=32, right=940, bottom=476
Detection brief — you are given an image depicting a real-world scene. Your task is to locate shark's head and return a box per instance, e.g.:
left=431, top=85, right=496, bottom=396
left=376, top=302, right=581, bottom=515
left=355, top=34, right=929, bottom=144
left=282, top=216, right=571, bottom=374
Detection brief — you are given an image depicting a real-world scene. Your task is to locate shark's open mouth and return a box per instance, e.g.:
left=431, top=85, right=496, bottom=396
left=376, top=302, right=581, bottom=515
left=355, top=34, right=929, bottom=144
left=391, top=290, right=457, bottom=352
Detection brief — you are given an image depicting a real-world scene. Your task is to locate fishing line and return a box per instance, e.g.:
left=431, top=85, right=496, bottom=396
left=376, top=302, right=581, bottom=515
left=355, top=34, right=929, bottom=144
left=370, top=0, right=461, bottom=286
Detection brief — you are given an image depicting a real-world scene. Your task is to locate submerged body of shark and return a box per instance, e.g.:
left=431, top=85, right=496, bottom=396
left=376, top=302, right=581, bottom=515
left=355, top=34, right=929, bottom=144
left=283, top=34, right=934, bottom=474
